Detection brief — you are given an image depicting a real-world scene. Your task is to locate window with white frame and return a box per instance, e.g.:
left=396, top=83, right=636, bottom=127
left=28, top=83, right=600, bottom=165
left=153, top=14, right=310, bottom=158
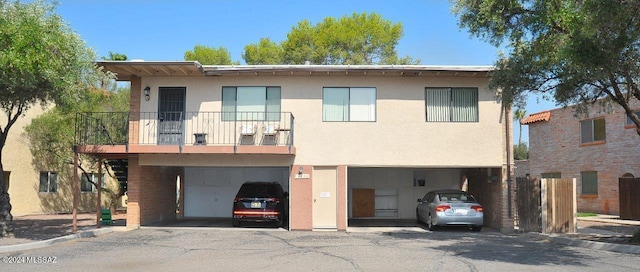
left=323, top=87, right=376, bottom=122
left=222, top=86, right=281, bottom=121
left=425, top=87, right=479, bottom=122
left=39, top=171, right=58, bottom=193
left=81, top=173, right=105, bottom=193
left=580, top=171, right=598, bottom=195
left=580, top=118, right=605, bottom=143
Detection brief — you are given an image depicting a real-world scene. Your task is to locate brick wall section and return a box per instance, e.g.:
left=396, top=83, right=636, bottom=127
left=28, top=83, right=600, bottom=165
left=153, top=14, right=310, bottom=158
left=515, top=160, right=530, bottom=178
left=467, top=168, right=504, bottom=230
left=126, top=155, right=141, bottom=229
left=337, top=165, right=346, bottom=231
left=527, top=101, right=640, bottom=215
left=127, top=155, right=181, bottom=228
left=290, top=165, right=313, bottom=230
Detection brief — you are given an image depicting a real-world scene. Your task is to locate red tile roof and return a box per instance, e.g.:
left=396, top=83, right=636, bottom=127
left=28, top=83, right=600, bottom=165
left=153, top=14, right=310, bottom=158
left=521, top=111, right=551, bottom=124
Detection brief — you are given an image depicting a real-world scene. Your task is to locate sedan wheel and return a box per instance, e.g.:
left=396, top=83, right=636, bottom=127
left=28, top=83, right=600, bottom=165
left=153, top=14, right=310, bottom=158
left=416, top=210, right=422, bottom=224
left=471, top=225, right=482, bottom=232
left=427, top=214, right=437, bottom=231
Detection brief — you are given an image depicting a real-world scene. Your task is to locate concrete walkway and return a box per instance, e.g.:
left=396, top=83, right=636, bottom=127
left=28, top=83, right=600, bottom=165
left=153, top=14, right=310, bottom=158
left=524, top=215, right=640, bottom=255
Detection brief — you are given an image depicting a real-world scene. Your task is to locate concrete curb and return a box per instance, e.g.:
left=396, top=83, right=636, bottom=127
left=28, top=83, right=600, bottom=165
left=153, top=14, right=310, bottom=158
left=0, top=228, right=114, bottom=253
left=526, top=232, right=640, bottom=255
left=577, top=217, right=640, bottom=226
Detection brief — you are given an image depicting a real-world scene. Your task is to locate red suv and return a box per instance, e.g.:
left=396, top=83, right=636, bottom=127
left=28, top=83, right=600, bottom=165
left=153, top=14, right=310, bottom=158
left=232, top=182, right=288, bottom=227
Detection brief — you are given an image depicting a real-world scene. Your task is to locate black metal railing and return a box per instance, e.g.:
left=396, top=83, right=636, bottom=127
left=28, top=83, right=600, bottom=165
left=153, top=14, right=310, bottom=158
left=75, top=112, right=294, bottom=150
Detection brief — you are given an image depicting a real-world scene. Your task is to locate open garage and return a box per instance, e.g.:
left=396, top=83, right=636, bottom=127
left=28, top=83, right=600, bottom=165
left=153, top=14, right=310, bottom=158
left=348, top=167, right=466, bottom=220
left=347, top=166, right=508, bottom=230
left=183, top=167, right=290, bottom=218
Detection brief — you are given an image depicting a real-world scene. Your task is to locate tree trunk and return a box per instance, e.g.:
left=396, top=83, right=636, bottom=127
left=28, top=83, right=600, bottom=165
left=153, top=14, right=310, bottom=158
left=0, top=150, right=14, bottom=238
left=518, top=123, right=523, bottom=145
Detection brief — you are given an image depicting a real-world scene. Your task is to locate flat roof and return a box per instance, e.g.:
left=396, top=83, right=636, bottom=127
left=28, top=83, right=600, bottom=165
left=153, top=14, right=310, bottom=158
left=96, top=61, right=494, bottom=80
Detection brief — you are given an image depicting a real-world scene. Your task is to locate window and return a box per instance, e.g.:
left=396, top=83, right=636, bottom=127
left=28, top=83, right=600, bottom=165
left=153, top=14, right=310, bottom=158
left=323, top=87, right=376, bottom=122
left=580, top=118, right=605, bottom=143
left=425, top=87, right=478, bottom=122
left=625, top=111, right=640, bottom=126
left=581, top=171, right=598, bottom=195
left=39, top=172, right=58, bottom=193
left=222, top=86, right=281, bottom=121
left=81, top=173, right=105, bottom=193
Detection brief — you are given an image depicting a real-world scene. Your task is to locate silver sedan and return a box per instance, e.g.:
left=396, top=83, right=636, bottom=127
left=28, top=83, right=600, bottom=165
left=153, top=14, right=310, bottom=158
left=416, top=189, right=483, bottom=231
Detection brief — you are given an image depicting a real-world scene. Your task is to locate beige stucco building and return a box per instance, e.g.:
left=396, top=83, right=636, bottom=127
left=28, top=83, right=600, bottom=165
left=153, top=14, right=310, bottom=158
left=3, top=102, right=121, bottom=216
left=78, top=61, right=515, bottom=232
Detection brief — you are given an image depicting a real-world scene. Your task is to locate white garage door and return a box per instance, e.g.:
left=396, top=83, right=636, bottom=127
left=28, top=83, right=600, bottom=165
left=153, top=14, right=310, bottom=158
left=184, top=167, right=289, bottom=217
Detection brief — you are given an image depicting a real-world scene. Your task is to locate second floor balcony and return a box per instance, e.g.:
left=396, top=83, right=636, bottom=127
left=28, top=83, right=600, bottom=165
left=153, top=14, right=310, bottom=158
left=74, top=112, right=295, bottom=155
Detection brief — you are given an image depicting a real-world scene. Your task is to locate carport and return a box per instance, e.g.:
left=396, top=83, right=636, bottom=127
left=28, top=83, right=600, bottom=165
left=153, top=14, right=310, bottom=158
left=347, top=167, right=505, bottom=229
left=182, top=167, right=290, bottom=219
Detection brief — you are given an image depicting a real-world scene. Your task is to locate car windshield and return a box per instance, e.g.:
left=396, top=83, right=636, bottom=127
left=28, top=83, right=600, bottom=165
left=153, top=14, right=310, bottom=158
left=438, top=193, right=475, bottom=202
left=237, top=183, right=279, bottom=198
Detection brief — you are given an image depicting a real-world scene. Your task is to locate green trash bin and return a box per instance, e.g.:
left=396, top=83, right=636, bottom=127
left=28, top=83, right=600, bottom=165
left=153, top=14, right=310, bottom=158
left=100, top=209, right=113, bottom=225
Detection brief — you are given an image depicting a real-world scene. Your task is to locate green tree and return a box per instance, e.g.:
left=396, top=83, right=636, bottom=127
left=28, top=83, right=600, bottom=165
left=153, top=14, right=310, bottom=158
left=514, top=109, right=526, bottom=145
left=248, top=12, right=419, bottom=65
left=452, top=0, right=640, bottom=136
left=243, top=38, right=284, bottom=65
left=103, top=51, right=127, bottom=61
left=25, top=86, right=130, bottom=215
left=513, top=143, right=529, bottom=160
left=0, top=0, right=101, bottom=237
left=184, top=45, right=240, bottom=65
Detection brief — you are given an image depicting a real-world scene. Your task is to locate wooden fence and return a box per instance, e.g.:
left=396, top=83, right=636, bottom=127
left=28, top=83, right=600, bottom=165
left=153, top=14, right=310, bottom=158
left=516, top=177, right=576, bottom=233
left=619, top=177, right=640, bottom=220
left=516, top=177, right=541, bottom=232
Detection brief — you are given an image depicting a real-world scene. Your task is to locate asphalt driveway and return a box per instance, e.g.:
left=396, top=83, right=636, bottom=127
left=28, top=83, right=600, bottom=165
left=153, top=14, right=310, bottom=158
left=2, top=226, right=640, bottom=272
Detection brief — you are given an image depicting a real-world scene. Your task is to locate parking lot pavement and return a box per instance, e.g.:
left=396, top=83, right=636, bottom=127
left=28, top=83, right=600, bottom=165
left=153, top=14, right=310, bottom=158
left=1, top=226, right=640, bottom=272
left=0, top=213, right=638, bottom=255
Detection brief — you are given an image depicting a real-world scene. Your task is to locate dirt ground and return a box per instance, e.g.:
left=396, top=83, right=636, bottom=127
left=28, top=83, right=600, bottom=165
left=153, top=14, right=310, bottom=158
left=0, top=212, right=126, bottom=246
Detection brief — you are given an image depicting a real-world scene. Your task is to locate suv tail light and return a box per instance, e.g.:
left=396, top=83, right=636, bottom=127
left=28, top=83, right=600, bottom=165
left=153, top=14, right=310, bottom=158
left=435, top=205, right=451, bottom=212
left=471, top=205, right=483, bottom=212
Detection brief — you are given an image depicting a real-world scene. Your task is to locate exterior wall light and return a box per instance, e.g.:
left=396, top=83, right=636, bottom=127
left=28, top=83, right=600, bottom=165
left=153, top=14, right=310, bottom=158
left=144, top=86, right=151, bottom=101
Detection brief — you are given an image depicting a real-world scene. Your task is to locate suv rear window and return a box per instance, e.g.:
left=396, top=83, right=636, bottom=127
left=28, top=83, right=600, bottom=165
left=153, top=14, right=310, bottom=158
left=237, top=183, right=280, bottom=198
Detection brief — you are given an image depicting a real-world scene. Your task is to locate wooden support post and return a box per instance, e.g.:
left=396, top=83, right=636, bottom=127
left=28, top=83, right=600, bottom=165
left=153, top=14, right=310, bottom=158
left=96, top=158, right=103, bottom=228
left=72, top=147, right=79, bottom=233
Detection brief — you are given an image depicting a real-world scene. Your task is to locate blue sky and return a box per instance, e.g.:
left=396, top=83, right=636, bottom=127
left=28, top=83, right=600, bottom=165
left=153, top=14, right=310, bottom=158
left=55, top=0, right=556, bottom=143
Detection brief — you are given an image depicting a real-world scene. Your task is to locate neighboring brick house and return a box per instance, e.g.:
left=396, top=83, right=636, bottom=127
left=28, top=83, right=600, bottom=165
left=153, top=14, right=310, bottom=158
left=77, top=61, right=516, bottom=232
left=2, top=105, right=121, bottom=216
left=522, top=100, right=640, bottom=215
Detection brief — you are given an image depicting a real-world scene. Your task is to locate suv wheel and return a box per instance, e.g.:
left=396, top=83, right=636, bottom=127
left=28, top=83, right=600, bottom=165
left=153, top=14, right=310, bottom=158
left=232, top=219, right=240, bottom=227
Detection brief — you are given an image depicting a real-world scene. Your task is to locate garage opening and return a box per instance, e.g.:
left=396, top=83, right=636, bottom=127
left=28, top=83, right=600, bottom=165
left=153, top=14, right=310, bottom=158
left=347, top=167, right=489, bottom=228
left=181, top=167, right=290, bottom=228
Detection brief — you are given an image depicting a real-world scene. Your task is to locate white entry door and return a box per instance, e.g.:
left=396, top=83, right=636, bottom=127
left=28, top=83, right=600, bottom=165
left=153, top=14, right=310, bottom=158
left=312, top=167, right=337, bottom=229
